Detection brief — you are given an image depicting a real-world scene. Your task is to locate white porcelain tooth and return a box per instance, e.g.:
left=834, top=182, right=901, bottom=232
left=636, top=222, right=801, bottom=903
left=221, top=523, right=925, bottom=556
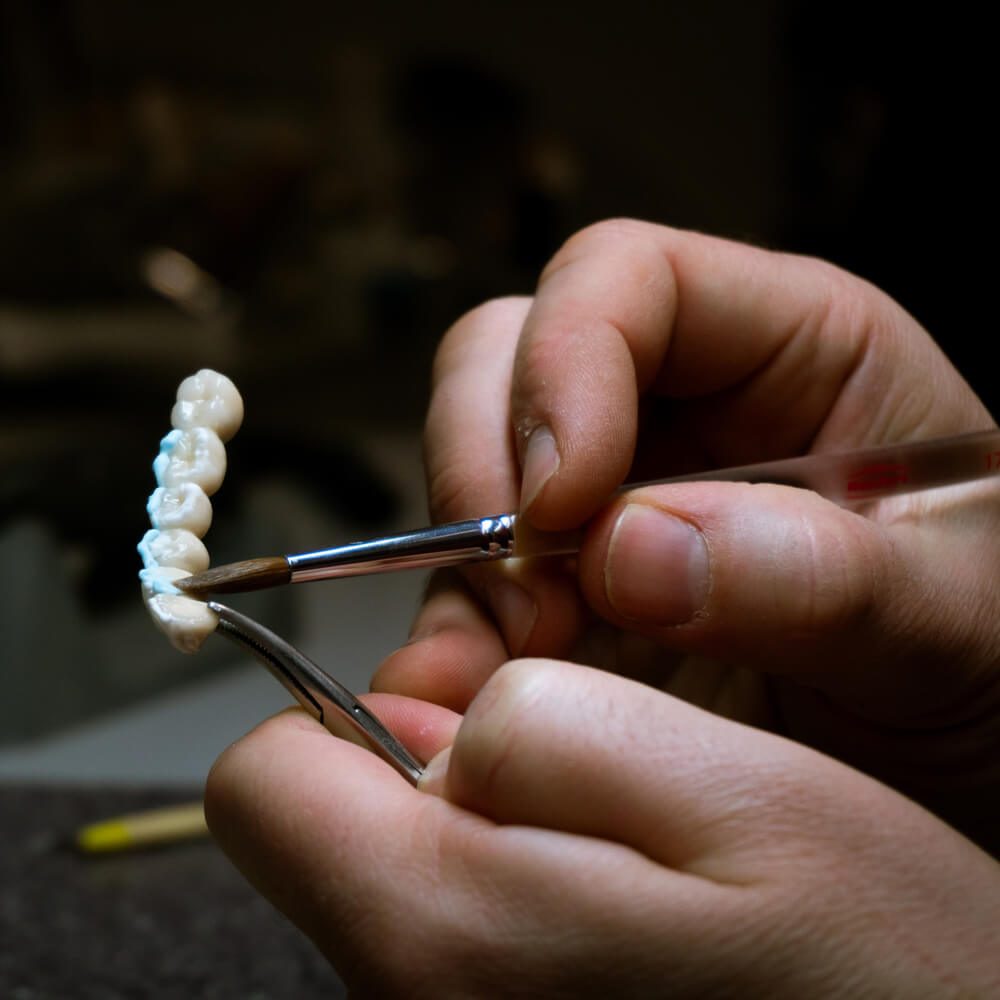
left=147, top=482, right=213, bottom=537
left=171, top=369, right=244, bottom=443
left=138, top=528, right=210, bottom=574
left=153, top=426, right=227, bottom=496
left=140, top=565, right=218, bottom=653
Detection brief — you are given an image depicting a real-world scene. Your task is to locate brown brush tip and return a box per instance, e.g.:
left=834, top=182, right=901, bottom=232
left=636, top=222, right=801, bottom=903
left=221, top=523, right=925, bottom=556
left=177, top=557, right=291, bottom=597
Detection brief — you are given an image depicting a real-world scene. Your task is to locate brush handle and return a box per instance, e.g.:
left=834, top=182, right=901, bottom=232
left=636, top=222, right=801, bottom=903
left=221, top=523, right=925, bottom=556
left=625, top=428, right=1000, bottom=506
left=288, top=429, right=1000, bottom=579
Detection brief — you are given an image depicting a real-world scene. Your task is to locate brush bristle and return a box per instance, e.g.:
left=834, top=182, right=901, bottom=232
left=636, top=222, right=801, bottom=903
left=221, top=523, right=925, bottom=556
left=177, top=557, right=291, bottom=597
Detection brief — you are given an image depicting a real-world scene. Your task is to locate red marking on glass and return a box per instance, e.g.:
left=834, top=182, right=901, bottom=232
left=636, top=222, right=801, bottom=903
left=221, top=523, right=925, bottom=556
left=846, top=462, right=910, bottom=494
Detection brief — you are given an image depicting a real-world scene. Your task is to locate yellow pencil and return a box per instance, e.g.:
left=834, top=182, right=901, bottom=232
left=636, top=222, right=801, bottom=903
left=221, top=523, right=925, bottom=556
left=75, top=800, right=208, bottom=853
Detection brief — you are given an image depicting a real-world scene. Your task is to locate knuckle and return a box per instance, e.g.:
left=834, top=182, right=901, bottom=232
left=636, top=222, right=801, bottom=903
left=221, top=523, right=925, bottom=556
left=471, top=657, right=551, bottom=724
left=456, top=659, right=555, bottom=792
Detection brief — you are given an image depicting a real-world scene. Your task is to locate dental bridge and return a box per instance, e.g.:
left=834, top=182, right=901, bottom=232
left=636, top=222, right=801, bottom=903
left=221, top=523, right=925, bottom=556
left=138, top=369, right=423, bottom=785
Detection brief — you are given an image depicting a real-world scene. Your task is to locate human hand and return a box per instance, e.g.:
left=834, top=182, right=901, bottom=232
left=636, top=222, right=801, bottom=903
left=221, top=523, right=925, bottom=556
left=206, top=660, right=1000, bottom=997
left=373, top=220, right=1000, bottom=847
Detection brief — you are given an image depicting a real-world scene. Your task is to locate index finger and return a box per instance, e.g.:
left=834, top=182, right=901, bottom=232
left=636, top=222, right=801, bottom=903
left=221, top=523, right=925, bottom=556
left=513, top=219, right=983, bottom=528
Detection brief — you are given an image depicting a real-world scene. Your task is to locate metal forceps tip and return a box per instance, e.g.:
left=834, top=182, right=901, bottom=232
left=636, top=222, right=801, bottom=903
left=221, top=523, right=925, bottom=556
left=209, top=602, right=424, bottom=786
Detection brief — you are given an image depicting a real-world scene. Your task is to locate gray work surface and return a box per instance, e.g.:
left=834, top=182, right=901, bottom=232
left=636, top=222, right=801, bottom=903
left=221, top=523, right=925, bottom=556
left=0, top=783, right=346, bottom=998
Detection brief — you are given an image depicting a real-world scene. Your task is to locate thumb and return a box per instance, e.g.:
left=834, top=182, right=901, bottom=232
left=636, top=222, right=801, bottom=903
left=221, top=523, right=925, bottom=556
left=578, top=481, right=947, bottom=697
left=418, top=657, right=958, bottom=881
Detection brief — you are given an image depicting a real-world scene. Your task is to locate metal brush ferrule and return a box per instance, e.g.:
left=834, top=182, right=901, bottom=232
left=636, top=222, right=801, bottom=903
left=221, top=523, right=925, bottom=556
left=480, top=514, right=516, bottom=556
left=287, top=514, right=517, bottom=582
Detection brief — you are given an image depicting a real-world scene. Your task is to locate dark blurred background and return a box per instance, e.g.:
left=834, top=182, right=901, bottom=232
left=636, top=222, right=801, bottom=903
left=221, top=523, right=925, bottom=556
left=0, top=1, right=992, bottom=735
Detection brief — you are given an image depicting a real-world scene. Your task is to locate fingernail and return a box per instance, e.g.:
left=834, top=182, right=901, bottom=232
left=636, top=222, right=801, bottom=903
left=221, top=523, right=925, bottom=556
left=491, top=580, right=538, bottom=655
left=519, top=425, right=560, bottom=512
left=605, top=504, right=709, bottom=625
left=418, top=746, right=452, bottom=796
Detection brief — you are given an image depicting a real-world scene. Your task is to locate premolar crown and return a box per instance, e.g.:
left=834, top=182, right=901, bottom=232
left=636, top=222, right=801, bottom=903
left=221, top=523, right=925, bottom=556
left=154, top=426, right=227, bottom=496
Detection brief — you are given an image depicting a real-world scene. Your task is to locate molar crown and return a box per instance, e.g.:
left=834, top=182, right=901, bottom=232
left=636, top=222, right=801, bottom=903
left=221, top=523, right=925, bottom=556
left=171, top=369, right=244, bottom=442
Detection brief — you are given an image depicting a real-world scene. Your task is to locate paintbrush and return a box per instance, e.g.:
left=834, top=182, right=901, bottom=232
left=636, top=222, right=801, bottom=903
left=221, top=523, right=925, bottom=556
left=177, top=428, right=1000, bottom=599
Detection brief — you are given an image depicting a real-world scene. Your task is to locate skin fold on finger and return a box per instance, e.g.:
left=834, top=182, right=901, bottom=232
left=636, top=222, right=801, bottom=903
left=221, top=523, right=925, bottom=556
left=510, top=219, right=991, bottom=531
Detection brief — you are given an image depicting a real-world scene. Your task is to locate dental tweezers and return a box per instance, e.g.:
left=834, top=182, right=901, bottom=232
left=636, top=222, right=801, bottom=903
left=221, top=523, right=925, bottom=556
left=209, top=601, right=424, bottom=785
